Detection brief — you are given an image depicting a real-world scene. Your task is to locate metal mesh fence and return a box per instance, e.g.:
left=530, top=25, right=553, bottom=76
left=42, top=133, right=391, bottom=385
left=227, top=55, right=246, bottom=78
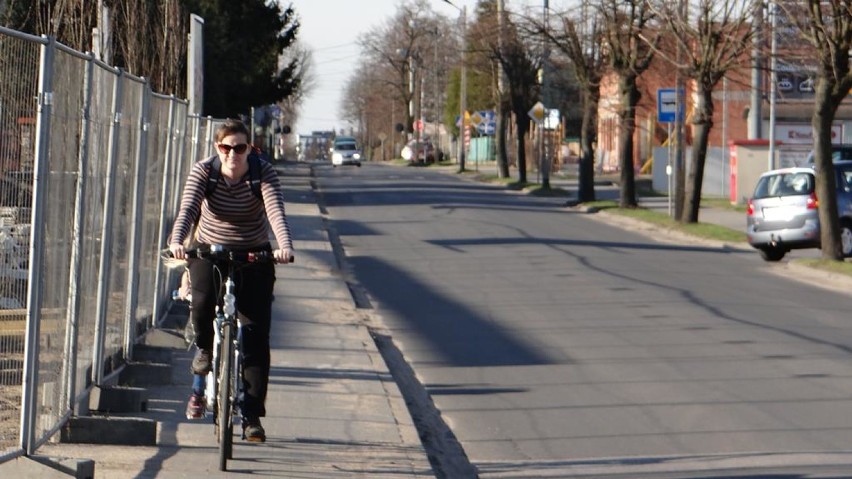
left=0, top=31, right=40, bottom=455
left=0, top=27, right=218, bottom=459
left=135, top=96, right=169, bottom=331
left=69, top=62, right=115, bottom=413
left=30, top=44, right=89, bottom=445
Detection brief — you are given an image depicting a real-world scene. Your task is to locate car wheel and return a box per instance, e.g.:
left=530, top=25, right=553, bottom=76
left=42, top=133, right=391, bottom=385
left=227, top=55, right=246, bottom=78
left=841, top=220, right=852, bottom=256
left=759, top=247, right=786, bottom=262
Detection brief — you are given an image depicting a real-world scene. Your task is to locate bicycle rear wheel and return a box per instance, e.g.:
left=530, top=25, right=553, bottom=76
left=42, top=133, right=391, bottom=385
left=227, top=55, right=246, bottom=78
left=217, top=321, right=234, bottom=471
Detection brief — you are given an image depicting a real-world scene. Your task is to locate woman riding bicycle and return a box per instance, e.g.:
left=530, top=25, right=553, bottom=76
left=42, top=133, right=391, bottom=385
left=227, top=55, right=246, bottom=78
left=169, top=119, right=294, bottom=442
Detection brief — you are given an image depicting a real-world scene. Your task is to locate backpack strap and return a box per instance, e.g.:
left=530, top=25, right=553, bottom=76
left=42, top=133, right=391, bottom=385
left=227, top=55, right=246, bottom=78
left=205, top=156, right=222, bottom=197
left=247, top=151, right=263, bottom=200
left=204, top=152, right=263, bottom=200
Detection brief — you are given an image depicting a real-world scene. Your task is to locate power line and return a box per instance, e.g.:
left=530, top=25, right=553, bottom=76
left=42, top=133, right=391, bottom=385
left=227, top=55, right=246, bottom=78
left=313, top=42, right=358, bottom=52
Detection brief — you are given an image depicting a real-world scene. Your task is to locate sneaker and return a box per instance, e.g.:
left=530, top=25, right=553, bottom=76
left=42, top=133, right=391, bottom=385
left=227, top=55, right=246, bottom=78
left=191, top=348, right=212, bottom=375
left=242, top=417, right=266, bottom=442
left=185, top=393, right=206, bottom=419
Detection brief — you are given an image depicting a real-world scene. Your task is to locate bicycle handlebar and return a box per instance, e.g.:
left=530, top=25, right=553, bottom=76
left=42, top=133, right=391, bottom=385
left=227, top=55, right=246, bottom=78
left=164, top=246, right=294, bottom=264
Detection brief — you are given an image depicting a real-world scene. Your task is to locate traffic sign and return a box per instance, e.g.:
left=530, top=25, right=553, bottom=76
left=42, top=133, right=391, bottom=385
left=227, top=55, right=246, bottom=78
left=473, top=110, right=496, bottom=135
left=544, top=108, right=560, bottom=130
left=657, top=88, right=683, bottom=123
left=528, top=101, right=546, bottom=124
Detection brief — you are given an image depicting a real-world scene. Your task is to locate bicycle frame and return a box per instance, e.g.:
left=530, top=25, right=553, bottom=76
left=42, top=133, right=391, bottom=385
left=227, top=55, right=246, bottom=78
left=171, top=245, right=274, bottom=471
left=205, top=276, right=240, bottom=416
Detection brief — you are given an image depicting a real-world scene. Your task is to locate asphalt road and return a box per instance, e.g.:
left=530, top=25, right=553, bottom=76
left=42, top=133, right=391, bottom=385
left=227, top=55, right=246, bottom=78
left=316, top=162, right=852, bottom=478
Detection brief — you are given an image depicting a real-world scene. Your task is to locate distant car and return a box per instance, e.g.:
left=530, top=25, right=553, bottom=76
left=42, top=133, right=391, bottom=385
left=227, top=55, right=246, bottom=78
left=331, top=138, right=362, bottom=167
left=806, top=144, right=852, bottom=165
left=400, top=139, right=435, bottom=163
left=746, top=161, right=852, bottom=261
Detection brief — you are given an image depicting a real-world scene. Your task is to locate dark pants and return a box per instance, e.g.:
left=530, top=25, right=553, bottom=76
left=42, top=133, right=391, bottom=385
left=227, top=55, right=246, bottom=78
left=189, top=255, right=275, bottom=418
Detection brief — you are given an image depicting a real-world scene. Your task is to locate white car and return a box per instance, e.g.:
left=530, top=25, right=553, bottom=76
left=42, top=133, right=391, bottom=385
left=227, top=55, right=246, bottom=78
left=331, top=139, right=362, bottom=167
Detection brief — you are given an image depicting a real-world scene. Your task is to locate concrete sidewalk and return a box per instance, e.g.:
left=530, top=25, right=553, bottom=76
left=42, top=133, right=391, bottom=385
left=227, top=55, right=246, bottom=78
left=12, top=161, right=434, bottom=478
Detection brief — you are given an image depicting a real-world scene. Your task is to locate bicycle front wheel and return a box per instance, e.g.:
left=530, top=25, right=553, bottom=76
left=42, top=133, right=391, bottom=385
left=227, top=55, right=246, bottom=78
left=217, top=321, right=234, bottom=471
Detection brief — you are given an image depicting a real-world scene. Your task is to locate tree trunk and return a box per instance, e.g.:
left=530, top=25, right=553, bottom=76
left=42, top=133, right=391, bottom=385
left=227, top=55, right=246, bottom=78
left=682, top=85, right=714, bottom=223
left=496, top=100, right=511, bottom=178
left=515, top=113, right=528, bottom=184
left=578, top=87, right=599, bottom=203
left=618, top=76, right=639, bottom=208
left=813, top=79, right=843, bottom=260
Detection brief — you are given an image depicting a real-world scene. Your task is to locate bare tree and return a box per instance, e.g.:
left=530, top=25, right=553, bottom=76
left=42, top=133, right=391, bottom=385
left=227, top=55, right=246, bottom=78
left=597, top=0, right=659, bottom=208
left=279, top=43, right=314, bottom=152
left=2, top=0, right=96, bottom=51
left=542, top=2, right=606, bottom=202
left=113, top=0, right=187, bottom=95
left=777, top=0, right=852, bottom=260
left=650, top=0, right=758, bottom=223
left=468, top=0, right=512, bottom=178
left=359, top=0, right=440, bottom=138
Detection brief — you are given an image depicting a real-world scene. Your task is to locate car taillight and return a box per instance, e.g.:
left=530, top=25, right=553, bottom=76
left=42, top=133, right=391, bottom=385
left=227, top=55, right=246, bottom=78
left=807, top=192, right=818, bottom=209
left=747, top=199, right=755, bottom=216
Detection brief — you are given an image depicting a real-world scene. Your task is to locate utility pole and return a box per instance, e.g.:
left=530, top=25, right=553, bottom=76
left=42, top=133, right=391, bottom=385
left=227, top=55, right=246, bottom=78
left=433, top=27, right=441, bottom=158
left=748, top=1, right=764, bottom=140
left=674, top=0, right=686, bottom=220
left=495, top=0, right=509, bottom=178
left=768, top=0, right=778, bottom=170
left=540, top=0, right=551, bottom=189
left=458, top=5, right=467, bottom=172
left=441, top=0, right=467, bottom=172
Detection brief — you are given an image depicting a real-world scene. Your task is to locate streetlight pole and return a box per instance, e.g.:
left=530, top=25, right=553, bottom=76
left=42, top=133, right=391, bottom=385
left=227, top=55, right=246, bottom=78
left=541, top=0, right=551, bottom=189
left=442, top=0, right=467, bottom=172
left=433, top=27, right=441, bottom=159
left=768, top=0, right=778, bottom=171
left=457, top=5, right=467, bottom=172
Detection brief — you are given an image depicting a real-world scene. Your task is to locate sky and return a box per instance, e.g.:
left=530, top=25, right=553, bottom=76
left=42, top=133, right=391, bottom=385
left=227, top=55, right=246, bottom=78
left=290, top=0, right=568, bottom=136
left=292, top=0, right=472, bottom=136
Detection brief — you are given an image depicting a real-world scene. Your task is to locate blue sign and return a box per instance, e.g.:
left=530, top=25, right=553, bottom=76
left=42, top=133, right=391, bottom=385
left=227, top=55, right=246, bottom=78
left=474, top=110, right=497, bottom=136
left=657, top=88, right=684, bottom=123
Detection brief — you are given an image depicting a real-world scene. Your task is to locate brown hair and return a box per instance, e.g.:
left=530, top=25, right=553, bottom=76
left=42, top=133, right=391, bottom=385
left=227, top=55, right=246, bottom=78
left=215, top=119, right=250, bottom=142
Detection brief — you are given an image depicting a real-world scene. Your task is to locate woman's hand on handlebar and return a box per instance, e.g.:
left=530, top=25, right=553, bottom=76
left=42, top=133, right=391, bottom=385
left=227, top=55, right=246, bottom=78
left=169, top=243, right=186, bottom=260
left=273, top=248, right=294, bottom=264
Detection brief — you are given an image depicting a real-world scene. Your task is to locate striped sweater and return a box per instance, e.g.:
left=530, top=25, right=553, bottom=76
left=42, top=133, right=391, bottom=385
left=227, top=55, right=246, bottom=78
left=169, top=156, right=293, bottom=250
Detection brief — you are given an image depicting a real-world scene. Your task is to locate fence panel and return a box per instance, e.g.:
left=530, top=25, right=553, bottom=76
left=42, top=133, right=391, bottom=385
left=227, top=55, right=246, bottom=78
left=0, top=26, right=219, bottom=462
left=148, top=95, right=178, bottom=327
left=95, top=74, right=144, bottom=375
left=68, top=63, right=117, bottom=411
left=134, top=93, right=166, bottom=335
left=29, top=45, right=91, bottom=447
left=0, top=30, right=41, bottom=456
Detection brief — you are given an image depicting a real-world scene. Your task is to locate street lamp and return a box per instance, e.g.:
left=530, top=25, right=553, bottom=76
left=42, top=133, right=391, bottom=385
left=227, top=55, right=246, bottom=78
left=441, top=0, right=467, bottom=172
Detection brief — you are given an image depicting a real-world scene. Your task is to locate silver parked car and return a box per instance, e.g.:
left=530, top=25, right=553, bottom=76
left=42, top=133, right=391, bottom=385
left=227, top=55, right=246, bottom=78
left=747, top=161, right=852, bottom=261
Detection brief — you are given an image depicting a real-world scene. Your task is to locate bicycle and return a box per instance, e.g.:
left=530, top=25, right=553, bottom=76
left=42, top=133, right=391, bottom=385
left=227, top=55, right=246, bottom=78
left=165, top=245, right=285, bottom=471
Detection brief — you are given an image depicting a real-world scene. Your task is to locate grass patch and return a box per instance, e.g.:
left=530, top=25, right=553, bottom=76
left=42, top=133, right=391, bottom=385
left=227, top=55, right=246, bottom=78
left=701, top=197, right=748, bottom=213
left=524, top=185, right=571, bottom=197
left=584, top=200, right=619, bottom=210
left=477, top=174, right=514, bottom=184
left=794, top=258, right=852, bottom=277
left=594, top=203, right=747, bottom=243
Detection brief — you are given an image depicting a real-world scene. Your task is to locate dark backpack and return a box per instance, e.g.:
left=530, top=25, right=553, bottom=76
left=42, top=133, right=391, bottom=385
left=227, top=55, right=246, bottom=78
left=205, top=148, right=264, bottom=200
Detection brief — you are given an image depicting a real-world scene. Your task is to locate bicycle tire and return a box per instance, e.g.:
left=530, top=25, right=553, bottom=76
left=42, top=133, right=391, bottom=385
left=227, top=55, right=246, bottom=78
left=217, top=320, right=233, bottom=471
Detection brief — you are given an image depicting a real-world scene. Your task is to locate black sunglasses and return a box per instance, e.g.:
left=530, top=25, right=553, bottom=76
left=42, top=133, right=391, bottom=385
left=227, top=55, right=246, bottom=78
left=217, top=143, right=249, bottom=155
